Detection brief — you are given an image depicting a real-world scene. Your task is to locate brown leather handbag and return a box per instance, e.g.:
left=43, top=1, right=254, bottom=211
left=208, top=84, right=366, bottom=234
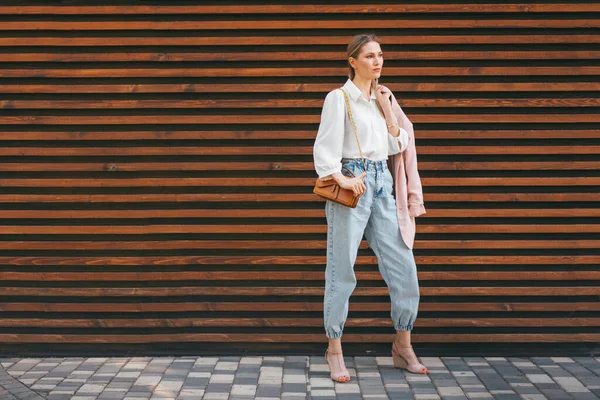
left=313, top=88, right=367, bottom=208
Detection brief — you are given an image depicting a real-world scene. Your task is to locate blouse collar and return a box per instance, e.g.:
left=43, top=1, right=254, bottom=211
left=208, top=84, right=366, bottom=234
left=343, top=78, right=377, bottom=102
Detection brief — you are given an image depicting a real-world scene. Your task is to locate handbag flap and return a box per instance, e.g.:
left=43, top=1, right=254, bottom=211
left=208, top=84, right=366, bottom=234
left=315, top=178, right=337, bottom=188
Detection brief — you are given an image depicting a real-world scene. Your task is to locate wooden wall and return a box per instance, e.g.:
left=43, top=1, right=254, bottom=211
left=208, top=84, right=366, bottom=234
left=0, top=2, right=599, bottom=355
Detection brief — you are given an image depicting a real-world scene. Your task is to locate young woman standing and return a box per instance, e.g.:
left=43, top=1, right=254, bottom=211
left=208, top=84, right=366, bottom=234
left=313, top=34, right=428, bottom=382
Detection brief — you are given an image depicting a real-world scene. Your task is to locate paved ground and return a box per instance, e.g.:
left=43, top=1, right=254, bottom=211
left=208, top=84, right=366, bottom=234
left=1, top=356, right=599, bottom=400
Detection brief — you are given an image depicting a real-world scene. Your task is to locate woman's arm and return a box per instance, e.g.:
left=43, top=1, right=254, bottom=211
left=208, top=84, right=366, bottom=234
left=313, top=89, right=366, bottom=196
left=375, top=84, right=409, bottom=155
left=313, top=90, right=345, bottom=179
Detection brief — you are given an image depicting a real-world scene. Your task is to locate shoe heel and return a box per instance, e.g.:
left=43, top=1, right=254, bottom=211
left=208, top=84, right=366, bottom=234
left=392, top=351, right=408, bottom=369
left=325, top=349, right=350, bottom=383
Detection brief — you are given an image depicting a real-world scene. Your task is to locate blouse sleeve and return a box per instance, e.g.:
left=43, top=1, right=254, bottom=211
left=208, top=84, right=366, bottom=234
left=387, top=126, right=409, bottom=156
left=313, top=89, right=346, bottom=179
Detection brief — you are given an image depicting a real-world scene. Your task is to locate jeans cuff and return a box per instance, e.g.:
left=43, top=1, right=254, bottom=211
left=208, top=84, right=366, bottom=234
left=395, top=323, right=413, bottom=331
left=326, top=330, right=343, bottom=339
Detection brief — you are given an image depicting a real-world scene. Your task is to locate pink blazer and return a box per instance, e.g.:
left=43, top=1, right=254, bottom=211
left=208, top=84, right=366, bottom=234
left=381, top=86, right=426, bottom=249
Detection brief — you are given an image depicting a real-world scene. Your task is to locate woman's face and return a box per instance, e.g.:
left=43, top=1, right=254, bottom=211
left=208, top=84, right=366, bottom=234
left=349, top=41, right=383, bottom=81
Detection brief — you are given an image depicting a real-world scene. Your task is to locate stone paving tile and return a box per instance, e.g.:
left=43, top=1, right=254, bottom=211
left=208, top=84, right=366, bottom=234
left=1, top=356, right=599, bottom=399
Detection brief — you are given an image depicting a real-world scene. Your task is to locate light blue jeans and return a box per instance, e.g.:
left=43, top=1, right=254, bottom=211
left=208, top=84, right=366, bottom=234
left=324, top=158, right=420, bottom=339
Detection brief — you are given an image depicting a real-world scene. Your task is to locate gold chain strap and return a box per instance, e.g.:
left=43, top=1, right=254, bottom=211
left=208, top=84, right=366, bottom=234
left=339, top=89, right=367, bottom=173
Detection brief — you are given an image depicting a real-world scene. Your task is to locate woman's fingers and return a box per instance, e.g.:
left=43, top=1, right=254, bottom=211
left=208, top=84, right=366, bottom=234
left=352, top=179, right=366, bottom=196
left=343, top=173, right=367, bottom=197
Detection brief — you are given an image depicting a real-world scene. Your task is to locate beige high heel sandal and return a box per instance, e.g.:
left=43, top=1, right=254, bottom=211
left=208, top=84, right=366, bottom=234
left=392, top=343, right=429, bottom=374
left=325, top=349, right=351, bottom=383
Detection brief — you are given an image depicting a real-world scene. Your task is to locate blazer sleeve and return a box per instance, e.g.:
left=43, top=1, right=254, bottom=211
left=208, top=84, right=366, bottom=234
left=390, top=92, right=426, bottom=217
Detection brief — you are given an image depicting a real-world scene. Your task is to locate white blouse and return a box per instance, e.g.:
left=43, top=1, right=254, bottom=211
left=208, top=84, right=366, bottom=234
left=313, top=79, right=409, bottom=179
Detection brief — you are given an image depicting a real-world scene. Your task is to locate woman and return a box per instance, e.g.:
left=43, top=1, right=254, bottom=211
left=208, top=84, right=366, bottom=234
left=313, top=34, right=428, bottom=382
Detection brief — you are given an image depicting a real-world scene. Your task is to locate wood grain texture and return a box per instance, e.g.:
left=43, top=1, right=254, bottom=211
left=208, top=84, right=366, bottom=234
left=1, top=333, right=599, bottom=344
left=1, top=287, right=599, bottom=297
left=2, top=5, right=599, bottom=14
left=1, top=35, right=600, bottom=46
left=3, top=302, right=599, bottom=312
left=2, top=66, right=600, bottom=78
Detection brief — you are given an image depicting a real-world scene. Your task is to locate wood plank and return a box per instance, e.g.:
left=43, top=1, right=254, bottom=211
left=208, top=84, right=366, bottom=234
left=0, top=129, right=599, bottom=141
left=3, top=302, right=599, bottom=313
left=1, top=161, right=599, bottom=172
left=0, top=333, right=598, bottom=343
left=7, top=97, right=600, bottom=109
left=2, top=66, right=600, bottom=78
left=0, top=146, right=313, bottom=156
left=421, top=161, right=600, bottom=171
left=1, top=225, right=599, bottom=235
left=0, top=162, right=313, bottom=172
left=2, top=240, right=599, bottom=251
left=2, top=318, right=599, bottom=328
left=2, top=209, right=599, bottom=219
left=1, top=287, right=599, bottom=297
left=1, top=177, right=598, bottom=187
left=2, top=35, right=600, bottom=46
left=0, top=193, right=597, bottom=203
left=2, top=83, right=600, bottom=94
left=2, top=271, right=598, bottom=282
left=2, top=5, right=598, bottom=14
left=1, top=20, right=599, bottom=30
left=0, top=131, right=318, bottom=140
left=0, top=210, right=325, bottom=219
left=1, top=146, right=597, bottom=156
left=5, top=50, right=600, bottom=62
left=4, top=114, right=600, bottom=125
left=0, top=255, right=598, bottom=266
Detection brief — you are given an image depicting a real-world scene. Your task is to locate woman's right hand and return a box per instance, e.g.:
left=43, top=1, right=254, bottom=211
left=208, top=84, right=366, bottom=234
left=337, top=172, right=367, bottom=197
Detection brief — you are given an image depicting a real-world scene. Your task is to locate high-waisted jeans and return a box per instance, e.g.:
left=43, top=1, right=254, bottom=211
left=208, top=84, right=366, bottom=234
left=324, top=158, right=420, bottom=339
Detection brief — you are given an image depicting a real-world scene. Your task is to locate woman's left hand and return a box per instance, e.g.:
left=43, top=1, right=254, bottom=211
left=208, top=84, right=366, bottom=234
left=372, top=80, right=393, bottom=110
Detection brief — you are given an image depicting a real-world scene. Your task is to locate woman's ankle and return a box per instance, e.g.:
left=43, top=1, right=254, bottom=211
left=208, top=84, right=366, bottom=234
left=328, top=338, right=343, bottom=353
left=394, top=330, right=412, bottom=349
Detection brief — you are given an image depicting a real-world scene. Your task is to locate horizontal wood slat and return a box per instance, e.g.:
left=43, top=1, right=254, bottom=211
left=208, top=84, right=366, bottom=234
left=1, top=2, right=599, bottom=353
left=2, top=84, right=600, bottom=94
left=1, top=146, right=598, bottom=155
left=0, top=130, right=597, bottom=140
left=1, top=177, right=599, bottom=187
left=1, top=334, right=599, bottom=344
left=3, top=5, right=600, bottom=14
left=1, top=193, right=597, bottom=203
left=1, top=256, right=598, bottom=266
left=2, top=287, right=599, bottom=297
left=2, top=35, right=600, bottom=46
left=3, top=302, right=599, bottom=312
left=1, top=161, right=599, bottom=172
left=2, top=20, right=600, bottom=30
left=2, top=271, right=599, bottom=281
left=6, top=98, right=600, bottom=108
left=2, top=318, right=599, bottom=328
left=2, top=240, right=600, bottom=250
left=2, top=225, right=599, bottom=234
left=4, top=51, right=600, bottom=62
left=4, top=67, right=600, bottom=78
left=2, top=209, right=600, bottom=219
left=2, top=115, right=600, bottom=124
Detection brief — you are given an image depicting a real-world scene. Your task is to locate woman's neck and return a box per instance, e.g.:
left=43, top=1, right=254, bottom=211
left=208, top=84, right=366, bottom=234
left=352, top=76, right=373, bottom=102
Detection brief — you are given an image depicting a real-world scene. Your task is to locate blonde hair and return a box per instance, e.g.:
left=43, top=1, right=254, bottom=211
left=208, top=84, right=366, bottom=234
left=347, top=33, right=380, bottom=80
